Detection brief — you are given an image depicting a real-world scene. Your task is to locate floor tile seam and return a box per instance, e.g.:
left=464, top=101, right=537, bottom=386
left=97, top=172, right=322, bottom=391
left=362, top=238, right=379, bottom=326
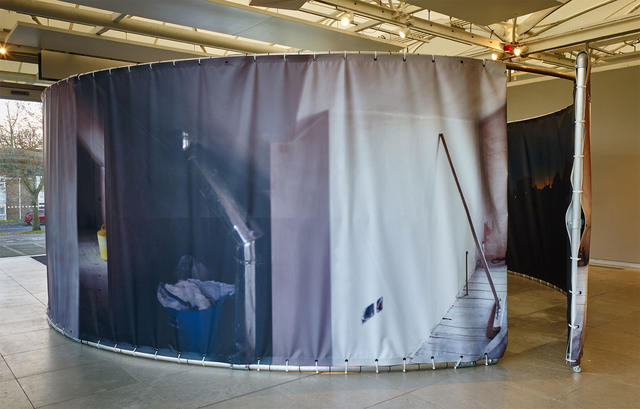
left=0, top=303, right=47, bottom=312
left=507, top=367, right=606, bottom=394
left=0, top=314, right=49, bottom=330
left=545, top=375, right=637, bottom=405
left=115, top=360, right=192, bottom=388
left=0, top=353, right=19, bottom=381
left=0, top=326, right=51, bottom=338
left=32, top=379, right=155, bottom=409
left=507, top=358, right=576, bottom=373
left=580, top=345, right=640, bottom=362
left=3, top=274, right=48, bottom=307
left=3, top=353, right=37, bottom=409
left=586, top=309, right=640, bottom=327
left=196, top=373, right=318, bottom=408
left=607, top=375, right=640, bottom=389
left=363, top=388, right=433, bottom=408
left=12, top=359, right=111, bottom=385
left=196, top=389, right=308, bottom=409
left=0, top=342, right=82, bottom=366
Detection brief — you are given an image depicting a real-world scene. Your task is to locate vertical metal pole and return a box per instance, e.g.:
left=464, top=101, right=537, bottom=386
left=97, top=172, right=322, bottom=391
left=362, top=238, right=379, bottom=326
left=465, top=251, right=469, bottom=296
left=18, top=179, right=22, bottom=219
left=566, top=51, right=589, bottom=365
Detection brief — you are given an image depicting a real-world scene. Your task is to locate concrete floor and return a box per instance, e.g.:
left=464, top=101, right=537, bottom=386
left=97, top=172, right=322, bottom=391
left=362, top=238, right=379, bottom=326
left=0, top=256, right=638, bottom=408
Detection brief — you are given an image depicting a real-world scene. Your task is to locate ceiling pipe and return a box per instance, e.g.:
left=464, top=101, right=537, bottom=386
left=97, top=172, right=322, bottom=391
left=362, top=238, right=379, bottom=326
left=505, top=61, right=575, bottom=81
left=0, top=0, right=283, bottom=54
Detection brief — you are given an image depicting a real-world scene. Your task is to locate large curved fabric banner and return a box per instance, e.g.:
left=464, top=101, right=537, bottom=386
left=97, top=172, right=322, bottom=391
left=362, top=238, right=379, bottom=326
left=44, top=54, right=508, bottom=368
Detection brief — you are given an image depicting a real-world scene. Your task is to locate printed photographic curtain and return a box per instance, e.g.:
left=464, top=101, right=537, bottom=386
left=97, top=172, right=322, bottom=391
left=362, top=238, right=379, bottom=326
left=44, top=54, right=508, bottom=367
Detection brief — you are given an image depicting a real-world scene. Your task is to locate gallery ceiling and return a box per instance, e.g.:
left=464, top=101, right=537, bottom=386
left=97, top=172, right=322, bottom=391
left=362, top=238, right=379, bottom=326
left=1, top=0, right=639, bottom=98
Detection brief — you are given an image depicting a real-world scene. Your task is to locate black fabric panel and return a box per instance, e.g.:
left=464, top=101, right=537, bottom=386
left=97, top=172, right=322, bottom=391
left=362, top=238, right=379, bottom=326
left=507, top=106, right=574, bottom=291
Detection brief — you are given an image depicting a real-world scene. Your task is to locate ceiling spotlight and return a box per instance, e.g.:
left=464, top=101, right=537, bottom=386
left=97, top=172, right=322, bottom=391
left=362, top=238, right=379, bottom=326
left=340, top=14, right=351, bottom=26
left=0, top=47, right=6, bottom=55
left=513, top=47, right=522, bottom=57
left=491, top=52, right=498, bottom=61
left=398, top=27, right=409, bottom=39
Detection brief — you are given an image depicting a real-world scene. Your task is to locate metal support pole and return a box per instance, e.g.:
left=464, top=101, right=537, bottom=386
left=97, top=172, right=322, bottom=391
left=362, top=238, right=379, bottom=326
left=566, top=51, right=589, bottom=367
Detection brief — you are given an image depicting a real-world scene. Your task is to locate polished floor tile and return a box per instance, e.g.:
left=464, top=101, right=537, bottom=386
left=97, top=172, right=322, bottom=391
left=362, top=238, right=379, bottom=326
left=0, top=256, right=638, bottom=408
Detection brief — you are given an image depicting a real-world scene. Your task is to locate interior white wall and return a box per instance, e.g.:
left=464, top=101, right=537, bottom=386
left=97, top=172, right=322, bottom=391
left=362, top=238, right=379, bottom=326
left=507, top=65, right=640, bottom=265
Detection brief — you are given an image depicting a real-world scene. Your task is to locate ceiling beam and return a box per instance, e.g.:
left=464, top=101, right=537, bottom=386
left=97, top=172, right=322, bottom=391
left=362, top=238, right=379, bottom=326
left=601, top=49, right=640, bottom=63
left=554, top=32, right=640, bottom=54
left=0, top=0, right=283, bottom=54
left=316, top=0, right=505, bottom=51
left=524, top=52, right=576, bottom=68
left=523, top=14, right=640, bottom=54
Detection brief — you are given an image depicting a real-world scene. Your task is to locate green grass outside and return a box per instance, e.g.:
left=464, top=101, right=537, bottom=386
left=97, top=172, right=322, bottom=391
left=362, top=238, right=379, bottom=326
left=0, top=230, right=45, bottom=236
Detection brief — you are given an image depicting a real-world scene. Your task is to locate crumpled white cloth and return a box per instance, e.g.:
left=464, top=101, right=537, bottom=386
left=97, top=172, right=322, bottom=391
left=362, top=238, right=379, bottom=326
left=157, top=279, right=235, bottom=311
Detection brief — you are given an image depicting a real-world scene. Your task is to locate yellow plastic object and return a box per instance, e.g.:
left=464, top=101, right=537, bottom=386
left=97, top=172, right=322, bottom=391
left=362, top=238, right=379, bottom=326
left=97, top=224, right=107, bottom=261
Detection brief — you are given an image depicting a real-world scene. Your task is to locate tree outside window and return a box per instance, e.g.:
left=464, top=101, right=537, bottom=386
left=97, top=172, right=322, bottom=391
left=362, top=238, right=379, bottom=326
left=0, top=100, right=44, bottom=231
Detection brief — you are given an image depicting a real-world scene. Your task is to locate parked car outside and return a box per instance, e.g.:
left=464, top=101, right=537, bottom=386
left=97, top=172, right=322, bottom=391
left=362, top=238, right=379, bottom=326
left=25, top=209, right=45, bottom=225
